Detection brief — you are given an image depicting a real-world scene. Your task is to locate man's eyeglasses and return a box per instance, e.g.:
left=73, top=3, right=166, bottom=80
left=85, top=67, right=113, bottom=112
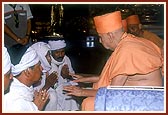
left=14, top=10, right=19, bottom=28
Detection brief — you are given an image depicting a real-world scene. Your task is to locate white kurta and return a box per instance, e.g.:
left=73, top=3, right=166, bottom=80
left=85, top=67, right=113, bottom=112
left=49, top=55, right=79, bottom=111
left=33, top=73, right=58, bottom=111
left=4, top=78, right=38, bottom=112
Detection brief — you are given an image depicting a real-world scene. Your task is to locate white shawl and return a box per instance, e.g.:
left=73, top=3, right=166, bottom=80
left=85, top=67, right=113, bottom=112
left=31, top=42, right=51, bottom=73
left=4, top=78, right=38, bottom=111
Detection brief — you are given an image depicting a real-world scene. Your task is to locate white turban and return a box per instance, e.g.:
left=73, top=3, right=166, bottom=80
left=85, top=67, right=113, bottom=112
left=12, top=47, right=40, bottom=76
left=3, top=47, right=11, bottom=74
left=48, top=40, right=66, bottom=50
left=31, top=42, right=51, bottom=73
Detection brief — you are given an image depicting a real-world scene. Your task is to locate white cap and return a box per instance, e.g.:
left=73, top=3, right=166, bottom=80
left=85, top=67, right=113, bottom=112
left=48, top=40, right=66, bottom=50
left=12, top=47, right=40, bottom=76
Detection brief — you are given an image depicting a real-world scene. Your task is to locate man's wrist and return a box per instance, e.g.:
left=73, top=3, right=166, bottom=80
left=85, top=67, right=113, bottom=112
left=81, top=88, right=85, bottom=96
left=42, top=85, right=50, bottom=91
left=17, top=37, right=21, bottom=42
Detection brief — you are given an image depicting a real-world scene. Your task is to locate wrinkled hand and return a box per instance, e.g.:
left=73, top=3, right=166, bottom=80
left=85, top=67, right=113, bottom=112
left=33, top=89, right=49, bottom=111
left=61, top=64, right=70, bottom=79
left=69, top=73, right=85, bottom=83
left=42, top=71, right=58, bottom=90
left=63, top=85, right=83, bottom=97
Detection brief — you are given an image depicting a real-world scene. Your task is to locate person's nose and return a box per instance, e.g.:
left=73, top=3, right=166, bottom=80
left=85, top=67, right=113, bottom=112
left=58, top=53, right=62, bottom=57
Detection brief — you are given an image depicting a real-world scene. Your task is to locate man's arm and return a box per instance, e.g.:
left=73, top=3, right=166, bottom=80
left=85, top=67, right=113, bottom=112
left=81, top=88, right=98, bottom=97
left=4, top=24, right=26, bottom=45
left=4, top=24, right=20, bottom=42
left=25, top=19, right=31, bottom=38
left=71, top=73, right=99, bottom=83
left=63, top=85, right=97, bottom=97
left=22, top=19, right=32, bottom=45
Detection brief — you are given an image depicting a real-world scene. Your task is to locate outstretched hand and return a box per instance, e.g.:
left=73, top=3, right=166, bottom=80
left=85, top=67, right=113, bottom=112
left=69, top=73, right=85, bottom=83
left=63, top=85, right=83, bottom=97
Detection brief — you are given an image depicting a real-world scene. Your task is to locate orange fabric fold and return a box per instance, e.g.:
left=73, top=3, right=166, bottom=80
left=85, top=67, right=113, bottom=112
left=143, top=30, right=164, bottom=49
left=81, top=97, right=95, bottom=111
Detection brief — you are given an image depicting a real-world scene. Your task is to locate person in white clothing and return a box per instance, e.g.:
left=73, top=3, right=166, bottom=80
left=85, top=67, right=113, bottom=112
left=48, top=40, right=79, bottom=111
left=31, top=42, right=58, bottom=111
left=4, top=47, right=49, bottom=112
left=3, top=47, right=13, bottom=94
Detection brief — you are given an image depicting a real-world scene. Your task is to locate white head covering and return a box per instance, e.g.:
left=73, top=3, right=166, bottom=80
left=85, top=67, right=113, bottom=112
left=12, top=47, right=40, bottom=76
left=3, top=47, right=12, bottom=74
left=48, top=40, right=66, bottom=50
left=31, top=42, right=51, bottom=73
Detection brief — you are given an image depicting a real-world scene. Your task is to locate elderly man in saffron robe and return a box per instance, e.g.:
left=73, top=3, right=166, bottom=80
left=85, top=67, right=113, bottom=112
left=126, top=14, right=164, bottom=49
left=63, top=11, right=163, bottom=111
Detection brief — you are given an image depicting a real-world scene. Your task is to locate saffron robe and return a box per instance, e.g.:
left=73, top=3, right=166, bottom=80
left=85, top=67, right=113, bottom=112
left=82, top=33, right=163, bottom=111
left=143, top=30, right=164, bottom=49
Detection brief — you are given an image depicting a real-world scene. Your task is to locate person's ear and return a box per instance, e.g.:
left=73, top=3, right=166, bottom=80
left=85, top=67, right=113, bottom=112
left=24, top=68, right=31, bottom=77
left=107, top=32, right=115, bottom=42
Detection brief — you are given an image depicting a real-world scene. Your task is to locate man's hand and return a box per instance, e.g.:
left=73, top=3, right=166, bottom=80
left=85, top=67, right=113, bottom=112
left=69, top=73, right=86, bottom=83
left=61, top=64, right=70, bottom=79
left=17, top=37, right=29, bottom=45
left=63, top=85, right=84, bottom=97
left=33, top=89, right=49, bottom=111
left=42, top=71, right=58, bottom=90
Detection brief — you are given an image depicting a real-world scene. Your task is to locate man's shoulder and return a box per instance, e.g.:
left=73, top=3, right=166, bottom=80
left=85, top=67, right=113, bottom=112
left=117, top=35, right=151, bottom=53
left=64, top=55, right=70, bottom=59
left=143, top=30, right=158, bottom=37
left=118, top=36, right=137, bottom=49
